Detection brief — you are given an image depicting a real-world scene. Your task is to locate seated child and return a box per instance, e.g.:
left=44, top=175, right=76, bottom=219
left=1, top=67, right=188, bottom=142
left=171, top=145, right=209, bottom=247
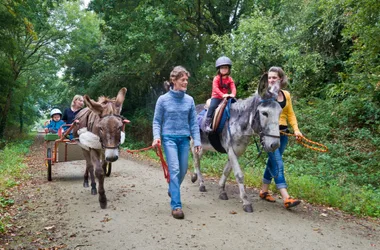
left=205, top=56, right=236, bottom=132
left=45, top=108, right=65, bottom=134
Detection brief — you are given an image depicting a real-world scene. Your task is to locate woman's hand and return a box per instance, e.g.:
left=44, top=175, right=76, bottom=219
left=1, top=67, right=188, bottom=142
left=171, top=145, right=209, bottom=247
left=152, top=138, right=161, bottom=147
left=194, top=146, right=202, bottom=154
left=294, top=131, right=303, bottom=140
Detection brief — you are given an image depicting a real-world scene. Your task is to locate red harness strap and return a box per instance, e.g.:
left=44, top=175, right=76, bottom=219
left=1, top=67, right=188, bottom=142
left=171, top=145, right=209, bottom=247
left=126, top=146, right=170, bottom=183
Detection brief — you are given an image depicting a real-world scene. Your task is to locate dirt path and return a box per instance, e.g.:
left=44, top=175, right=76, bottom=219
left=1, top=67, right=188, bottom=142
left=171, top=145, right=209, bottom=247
left=1, top=135, right=379, bottom=249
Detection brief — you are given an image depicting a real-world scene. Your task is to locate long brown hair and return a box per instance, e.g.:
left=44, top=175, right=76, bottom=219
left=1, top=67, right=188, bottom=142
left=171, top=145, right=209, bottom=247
left=268, top=66, right=288, bottom=89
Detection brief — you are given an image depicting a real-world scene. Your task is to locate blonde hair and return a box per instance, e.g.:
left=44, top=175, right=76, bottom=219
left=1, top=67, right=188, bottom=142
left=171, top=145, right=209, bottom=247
left=71, top=95, right=83, bottom=108
left=170, top=66, right=190, bottom=83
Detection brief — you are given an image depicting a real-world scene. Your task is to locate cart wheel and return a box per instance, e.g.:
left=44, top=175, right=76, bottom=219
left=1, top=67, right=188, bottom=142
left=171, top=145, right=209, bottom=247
left=103, top=162, right=112, bottom=177
left=47, top=148, right=52, bottom=181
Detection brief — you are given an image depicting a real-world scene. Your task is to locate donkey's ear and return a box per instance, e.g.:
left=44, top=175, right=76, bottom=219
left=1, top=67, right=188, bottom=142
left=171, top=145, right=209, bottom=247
left=115, top=87, right=127, bottom=113
left=258, top=73, right=268, bottom=97
left=84, top=95, right=103, bottom=115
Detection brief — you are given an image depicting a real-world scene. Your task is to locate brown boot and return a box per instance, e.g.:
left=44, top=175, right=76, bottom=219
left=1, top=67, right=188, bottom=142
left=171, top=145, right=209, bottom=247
left=172, top=208, right=185, bottom=219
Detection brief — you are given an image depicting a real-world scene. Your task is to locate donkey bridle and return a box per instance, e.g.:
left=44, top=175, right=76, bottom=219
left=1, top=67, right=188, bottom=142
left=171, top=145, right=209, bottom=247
left=257, top=98, right=281, bottom=141
left=98, top=114, right=126, bottom=149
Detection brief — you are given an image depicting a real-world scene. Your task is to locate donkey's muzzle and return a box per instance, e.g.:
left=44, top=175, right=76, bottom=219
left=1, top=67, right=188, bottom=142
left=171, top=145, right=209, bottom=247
left=105, top=149, right=119, bottom=162
left=269, top=141, right=280, bottom=152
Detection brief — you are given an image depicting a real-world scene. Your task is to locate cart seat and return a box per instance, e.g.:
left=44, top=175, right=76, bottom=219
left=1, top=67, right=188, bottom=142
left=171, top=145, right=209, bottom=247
left=44, top=133, right=60, bottom=141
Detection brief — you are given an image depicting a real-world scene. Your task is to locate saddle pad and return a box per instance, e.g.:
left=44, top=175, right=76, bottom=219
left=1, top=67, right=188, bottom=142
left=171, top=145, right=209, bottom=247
left=214, top=98, right=236, bottom=133
left=77, top=127, right=125, bottom=151
left=208, top=132, right=227, bottom=154
left=212, top=98, right=228, bottom=132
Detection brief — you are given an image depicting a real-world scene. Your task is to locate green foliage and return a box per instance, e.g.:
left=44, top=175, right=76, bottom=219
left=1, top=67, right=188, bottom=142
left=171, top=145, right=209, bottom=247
left=0, top=135, right=33, bottom=234
left=0, top=197, right=14, bottom=208
left=0, top=136, right=33, bottom=193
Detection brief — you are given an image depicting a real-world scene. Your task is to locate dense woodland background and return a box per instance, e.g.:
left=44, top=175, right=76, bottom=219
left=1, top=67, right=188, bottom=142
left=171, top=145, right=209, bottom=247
left=0, top=0, right=379, bottom=217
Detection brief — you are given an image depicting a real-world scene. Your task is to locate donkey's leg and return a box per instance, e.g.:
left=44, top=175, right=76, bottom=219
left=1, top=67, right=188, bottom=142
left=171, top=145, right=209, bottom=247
left=227, top=149, right=253, bottom=213
left=219, top=161, right=232, bottom=200
left=91, top=150, right=106, bottom=209
left=82, top=150, right=91, bottom=189
left=191, top=147, right=206, bottom=192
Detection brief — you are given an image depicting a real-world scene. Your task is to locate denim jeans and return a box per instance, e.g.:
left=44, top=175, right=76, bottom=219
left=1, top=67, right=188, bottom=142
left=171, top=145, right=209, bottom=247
left=263, top=135, right=288, bottom=189
left=162, top=135, right=190, bottom=210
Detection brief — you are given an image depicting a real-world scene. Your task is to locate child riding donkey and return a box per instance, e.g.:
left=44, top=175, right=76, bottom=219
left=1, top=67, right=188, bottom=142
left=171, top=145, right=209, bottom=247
left=204, top=56, right=237, bottom=132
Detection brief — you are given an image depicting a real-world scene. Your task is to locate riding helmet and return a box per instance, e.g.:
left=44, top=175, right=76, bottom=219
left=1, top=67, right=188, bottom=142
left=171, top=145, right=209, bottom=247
left=50, top=108, right=62, bottom=118
left=215, top=56, right=232, bottom=69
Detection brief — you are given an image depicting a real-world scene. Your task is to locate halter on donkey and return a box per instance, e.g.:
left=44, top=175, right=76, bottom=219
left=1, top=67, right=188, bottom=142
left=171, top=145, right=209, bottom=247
left=191, top=74, right=282, bottom=212
left=73, top=88, right=128, bottom=209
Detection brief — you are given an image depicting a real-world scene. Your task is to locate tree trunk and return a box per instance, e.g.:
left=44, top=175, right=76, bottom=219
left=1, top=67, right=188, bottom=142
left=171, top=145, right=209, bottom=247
left=0, top=88, right=13, bottom=139
left=19, top=100, right=24, bottom=133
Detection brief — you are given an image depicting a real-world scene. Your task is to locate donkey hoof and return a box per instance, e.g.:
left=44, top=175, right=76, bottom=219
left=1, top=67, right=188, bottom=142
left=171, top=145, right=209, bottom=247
left=243, top=204, right=253, bottom=213
left=199, top=186, right=207, bottom=192
left=219, top=193, right=228, bottom=200
left=191, top=173, right=198, bottom=183
left=100, top=201, right=107, bottom=209
left=83, top=181, right=89, bottom=188
left=91, top=188, right=97, bottom=195
left=99, top=196, right=107, bottom=209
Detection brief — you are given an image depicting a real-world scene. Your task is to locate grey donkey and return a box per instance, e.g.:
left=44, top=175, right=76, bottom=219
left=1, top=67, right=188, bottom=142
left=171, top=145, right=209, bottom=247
left=191, top=73, right=282, bottom=212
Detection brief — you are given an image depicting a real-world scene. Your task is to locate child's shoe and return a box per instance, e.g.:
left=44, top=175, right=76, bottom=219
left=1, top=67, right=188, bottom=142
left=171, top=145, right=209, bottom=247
left=284, top=197, right=301, bottom=209
left=259, top=191, right=276, bottom=202
left=204, top=118, right=213, bottom=133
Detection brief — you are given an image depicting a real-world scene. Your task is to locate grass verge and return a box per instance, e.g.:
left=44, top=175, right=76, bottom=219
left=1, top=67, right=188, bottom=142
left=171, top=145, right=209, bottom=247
left=0, top=134, right=34, bottom=233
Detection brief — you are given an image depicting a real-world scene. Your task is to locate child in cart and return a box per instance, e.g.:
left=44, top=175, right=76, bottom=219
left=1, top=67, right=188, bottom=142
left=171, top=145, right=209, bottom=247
left=44, top=108, right=65, bottom=134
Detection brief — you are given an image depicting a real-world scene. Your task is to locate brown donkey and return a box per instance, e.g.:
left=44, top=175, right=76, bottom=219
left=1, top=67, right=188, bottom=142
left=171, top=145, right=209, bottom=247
left=73, top=88, right=127, bottom=209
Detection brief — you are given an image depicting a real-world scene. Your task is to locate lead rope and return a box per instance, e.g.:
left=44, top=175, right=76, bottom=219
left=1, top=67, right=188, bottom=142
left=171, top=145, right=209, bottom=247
left=126, top=145, right=170, bottom=183
left=280, top=131, right=329, bottom=152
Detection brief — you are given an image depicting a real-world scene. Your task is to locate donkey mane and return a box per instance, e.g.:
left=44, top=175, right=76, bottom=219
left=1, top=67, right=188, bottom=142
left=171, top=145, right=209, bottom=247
left=97, top=96, right=117, bottom=115
left=230, top=95, right=256, bottom=113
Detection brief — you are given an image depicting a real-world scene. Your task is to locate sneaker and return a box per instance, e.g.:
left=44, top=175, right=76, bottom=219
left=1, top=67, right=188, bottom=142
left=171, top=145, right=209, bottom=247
left=204, top=125, right=213, bottom=133
left=259, top=191, right=276, bottom=202
left=284, top=197, right=301, bottom=209
left=172, top=208, right=184, bottom=219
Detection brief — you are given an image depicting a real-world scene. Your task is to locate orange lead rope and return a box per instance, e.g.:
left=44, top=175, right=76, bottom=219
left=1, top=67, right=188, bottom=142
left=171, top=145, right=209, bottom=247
left=126, top=145, right=170, bottom=183
left=154, top=146, right=170, bottom=183
left=280, top=131, right=329, bottom=153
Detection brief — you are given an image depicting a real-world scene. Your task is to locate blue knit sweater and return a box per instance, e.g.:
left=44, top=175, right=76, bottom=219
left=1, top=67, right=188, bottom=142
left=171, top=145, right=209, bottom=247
left=45, top=120, right=65, bottom=133
left=153, top=89, right=201, bottom=147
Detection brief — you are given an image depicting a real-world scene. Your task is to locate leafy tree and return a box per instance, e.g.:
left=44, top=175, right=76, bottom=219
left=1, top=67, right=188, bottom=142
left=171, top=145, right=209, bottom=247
left=0, top=0, right=66, bottom=139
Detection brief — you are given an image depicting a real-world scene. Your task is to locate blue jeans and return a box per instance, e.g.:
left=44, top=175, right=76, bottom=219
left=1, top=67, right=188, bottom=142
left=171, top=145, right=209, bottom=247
left=263, top=135, right=288, bottom=189
left=162, top=135, right=190, bottom=210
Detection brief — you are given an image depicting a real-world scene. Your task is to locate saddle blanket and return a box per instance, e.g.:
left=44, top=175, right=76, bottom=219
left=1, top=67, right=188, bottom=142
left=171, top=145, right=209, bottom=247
left=77, top=127, right=125, bottom=151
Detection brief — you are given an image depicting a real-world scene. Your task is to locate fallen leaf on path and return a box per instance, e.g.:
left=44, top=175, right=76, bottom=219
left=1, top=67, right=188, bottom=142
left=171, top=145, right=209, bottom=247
left=229, top=211, right=237, bottom=214
left=320, top=213, right=328, bottom=217
left=44, top=225, right=55, bottom=230
left=101, top=217, right=112, bottom=223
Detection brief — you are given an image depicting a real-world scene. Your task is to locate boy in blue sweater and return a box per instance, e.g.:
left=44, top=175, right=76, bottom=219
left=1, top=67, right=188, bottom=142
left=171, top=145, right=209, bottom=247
left=45, top=108, right=65, bottom=134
